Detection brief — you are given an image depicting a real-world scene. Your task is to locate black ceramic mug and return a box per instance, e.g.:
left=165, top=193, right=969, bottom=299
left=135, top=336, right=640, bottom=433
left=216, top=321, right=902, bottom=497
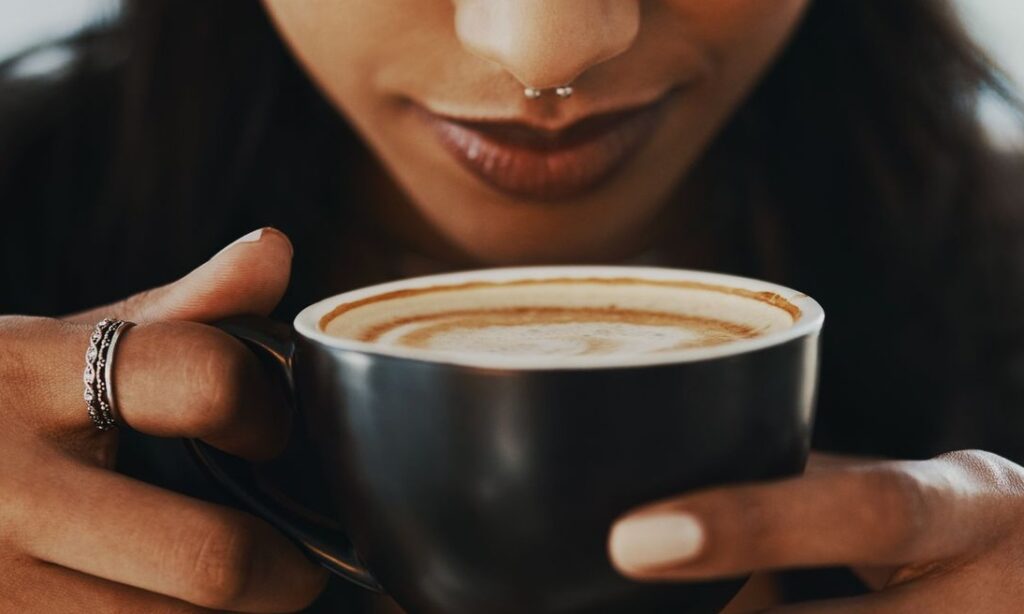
left=190, top=266, right=824, bottom=613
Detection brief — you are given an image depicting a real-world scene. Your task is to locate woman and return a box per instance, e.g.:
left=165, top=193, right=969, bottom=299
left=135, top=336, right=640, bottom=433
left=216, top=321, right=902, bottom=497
left=3, top=0, right=1024, bottom=611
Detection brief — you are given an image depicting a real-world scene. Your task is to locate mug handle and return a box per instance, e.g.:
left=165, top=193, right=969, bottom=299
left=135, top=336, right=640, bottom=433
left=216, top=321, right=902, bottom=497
left=185, top=316, right=382, bottom=592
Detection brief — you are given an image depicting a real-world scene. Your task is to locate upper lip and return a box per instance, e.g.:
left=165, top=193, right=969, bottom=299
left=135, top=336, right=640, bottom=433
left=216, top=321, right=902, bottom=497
left=418, top=89, right=674, bottom=150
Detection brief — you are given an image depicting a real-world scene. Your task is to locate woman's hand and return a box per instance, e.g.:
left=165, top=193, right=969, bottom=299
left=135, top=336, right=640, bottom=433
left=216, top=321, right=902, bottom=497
left=0, top=229, right=327, bottom=613
left=608, top=450, right=1024, bottom=612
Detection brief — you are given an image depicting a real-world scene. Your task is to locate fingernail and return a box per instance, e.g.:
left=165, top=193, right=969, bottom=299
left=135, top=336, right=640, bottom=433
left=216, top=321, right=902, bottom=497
left=231, top=228, right=266, bottom=246
left=609, top=511, right=704, bottom=571
left=212, top=228, right=266, bottom=259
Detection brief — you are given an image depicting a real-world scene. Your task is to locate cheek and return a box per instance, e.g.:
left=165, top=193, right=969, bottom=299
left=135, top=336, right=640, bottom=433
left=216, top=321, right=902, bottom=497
left=260, top=0, right=440, bottom=115
left=675, top=0, right=811, bottom=77
left=648, top=0, right=809, bottom=160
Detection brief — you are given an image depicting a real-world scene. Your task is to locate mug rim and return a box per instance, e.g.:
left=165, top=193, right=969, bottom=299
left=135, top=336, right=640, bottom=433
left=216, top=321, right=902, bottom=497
left=293, top=265, right=825, bottom=371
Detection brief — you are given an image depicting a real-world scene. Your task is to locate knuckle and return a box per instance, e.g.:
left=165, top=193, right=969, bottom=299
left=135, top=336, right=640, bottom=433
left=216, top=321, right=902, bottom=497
left=731, top=491, right=779, bottom=562
left=695, top=488, right=773, bottom=567
left=182, top=328, right=255, bottom=437
left=937, top=449, right=1024, bottom=493
left=119, top=287, right=158, bottom=320
left=853, top=467, right=930, bottom=553
left=936, top=448, right=1002, bottom=471
left=182, top=515, right=258, bottom=609
left=118, top=285, right=173, bottom=321
left=726, top=488, right=760, bottom=526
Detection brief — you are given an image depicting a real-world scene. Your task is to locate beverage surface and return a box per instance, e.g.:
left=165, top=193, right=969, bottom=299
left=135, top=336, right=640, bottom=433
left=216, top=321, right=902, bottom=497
left=321, top=277, right=798, bottom=360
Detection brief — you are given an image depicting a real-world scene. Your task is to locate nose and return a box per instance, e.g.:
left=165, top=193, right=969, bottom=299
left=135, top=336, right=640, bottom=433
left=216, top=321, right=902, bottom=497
left=452, top=0, right=641, bottom=90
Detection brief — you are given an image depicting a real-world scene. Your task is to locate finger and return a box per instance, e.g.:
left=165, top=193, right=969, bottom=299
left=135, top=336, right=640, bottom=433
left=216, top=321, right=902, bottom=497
left=17, top=318, right=288, bottom=460
left=4, top=559, right=216, bottom=614
left=608, top=458, right=1005, bottom=580
left=66, top=227, right=293, bottom=324
left=113, top=320, right=291, bottom=459
left=11, top=452, right=327, bottom=612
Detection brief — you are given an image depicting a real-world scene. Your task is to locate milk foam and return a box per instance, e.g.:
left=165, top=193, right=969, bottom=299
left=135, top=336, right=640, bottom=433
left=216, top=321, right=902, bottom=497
left=320, top=278, right=797, bottom=360
left=383, top=320, right=733, bottom=357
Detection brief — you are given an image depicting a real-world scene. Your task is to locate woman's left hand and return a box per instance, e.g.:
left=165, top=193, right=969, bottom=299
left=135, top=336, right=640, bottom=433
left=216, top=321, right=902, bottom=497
left=608, top=450, right=1024, bottom=612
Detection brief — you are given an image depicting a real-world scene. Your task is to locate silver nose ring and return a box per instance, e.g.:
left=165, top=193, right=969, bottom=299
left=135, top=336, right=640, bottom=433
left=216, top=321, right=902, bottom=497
left=523, top=86, right=573, bottom=99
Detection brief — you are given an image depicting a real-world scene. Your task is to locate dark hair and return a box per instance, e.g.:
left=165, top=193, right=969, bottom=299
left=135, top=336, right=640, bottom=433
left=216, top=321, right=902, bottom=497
left=3, top=1, right=1024, bottom=459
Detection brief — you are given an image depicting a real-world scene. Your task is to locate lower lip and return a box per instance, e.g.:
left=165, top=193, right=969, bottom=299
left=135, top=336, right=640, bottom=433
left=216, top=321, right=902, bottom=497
left=420, top=97, right=670, bottom=201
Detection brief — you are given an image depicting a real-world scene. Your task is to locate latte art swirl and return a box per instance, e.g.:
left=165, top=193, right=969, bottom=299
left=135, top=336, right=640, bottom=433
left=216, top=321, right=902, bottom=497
left=363, top=307, right=761, bottom=357
left=318, top=276, right=800, bottom=364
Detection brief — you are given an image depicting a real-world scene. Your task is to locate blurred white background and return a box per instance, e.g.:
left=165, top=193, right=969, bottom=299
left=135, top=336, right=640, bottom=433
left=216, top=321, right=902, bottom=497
left=959, top=0, right=1024, bottom=82
left=0, top=0, right=118, bottom=60
left=0, top=0, right=1021, bottom=142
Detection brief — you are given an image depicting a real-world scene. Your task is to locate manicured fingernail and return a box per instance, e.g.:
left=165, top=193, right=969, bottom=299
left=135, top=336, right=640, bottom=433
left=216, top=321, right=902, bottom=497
left=213, top=228, right=266, bottom=259
left=609, top=511, right=704, bottom=571
left=231, top=228, right=266, bottom=246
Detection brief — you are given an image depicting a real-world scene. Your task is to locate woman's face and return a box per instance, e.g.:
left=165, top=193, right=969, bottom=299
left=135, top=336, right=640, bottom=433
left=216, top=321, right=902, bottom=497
left=261, top=0, right=809, bottom=265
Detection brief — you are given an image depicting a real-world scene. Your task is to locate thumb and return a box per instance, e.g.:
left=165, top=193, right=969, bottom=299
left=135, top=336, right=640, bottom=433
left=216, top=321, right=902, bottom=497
left=67, top=228, right=293, bottom=324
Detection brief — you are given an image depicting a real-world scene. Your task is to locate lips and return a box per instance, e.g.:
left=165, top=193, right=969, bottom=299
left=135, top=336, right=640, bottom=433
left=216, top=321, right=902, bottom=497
left=419, top=93, right=671, bottom=201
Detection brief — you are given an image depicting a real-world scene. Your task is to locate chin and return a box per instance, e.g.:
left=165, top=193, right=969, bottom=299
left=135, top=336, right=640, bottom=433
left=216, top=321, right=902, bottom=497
left=367, top=101, right=694, bottom=267
left=428, top=202, right=659, bottom=266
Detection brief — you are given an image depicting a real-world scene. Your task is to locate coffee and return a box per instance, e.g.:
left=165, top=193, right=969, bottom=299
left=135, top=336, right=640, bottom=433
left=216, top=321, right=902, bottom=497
left=320, top=276, right=800, bottom=361
left=202, top=266, right=823, bottom=614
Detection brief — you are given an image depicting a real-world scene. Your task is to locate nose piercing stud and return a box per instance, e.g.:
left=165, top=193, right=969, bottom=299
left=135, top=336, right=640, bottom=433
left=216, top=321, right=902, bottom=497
left=523, top=86, right=574, bottom=99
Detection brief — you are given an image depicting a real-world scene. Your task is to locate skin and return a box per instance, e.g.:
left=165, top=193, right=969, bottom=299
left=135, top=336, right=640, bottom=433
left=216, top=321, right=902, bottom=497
left=4, top=2, right=1024, bottom=612
left=610, top=451, right=1024, bottom=613
left=1, top=230, right=328, bottom=612
left=261, top=0, right=808, bottom=264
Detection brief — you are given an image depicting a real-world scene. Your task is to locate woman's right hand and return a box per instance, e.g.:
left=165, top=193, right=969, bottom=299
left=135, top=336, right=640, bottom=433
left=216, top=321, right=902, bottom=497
left=0, top=228, right=328, bottom=613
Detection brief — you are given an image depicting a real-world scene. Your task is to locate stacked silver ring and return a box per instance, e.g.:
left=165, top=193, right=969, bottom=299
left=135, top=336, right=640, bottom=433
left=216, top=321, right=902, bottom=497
left=83, top=318, right=134, bottom=431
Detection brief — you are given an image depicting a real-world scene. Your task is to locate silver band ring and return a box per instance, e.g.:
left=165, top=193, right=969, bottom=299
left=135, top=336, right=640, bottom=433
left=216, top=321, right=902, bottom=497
left=83, top=318, right=134, bottom=431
